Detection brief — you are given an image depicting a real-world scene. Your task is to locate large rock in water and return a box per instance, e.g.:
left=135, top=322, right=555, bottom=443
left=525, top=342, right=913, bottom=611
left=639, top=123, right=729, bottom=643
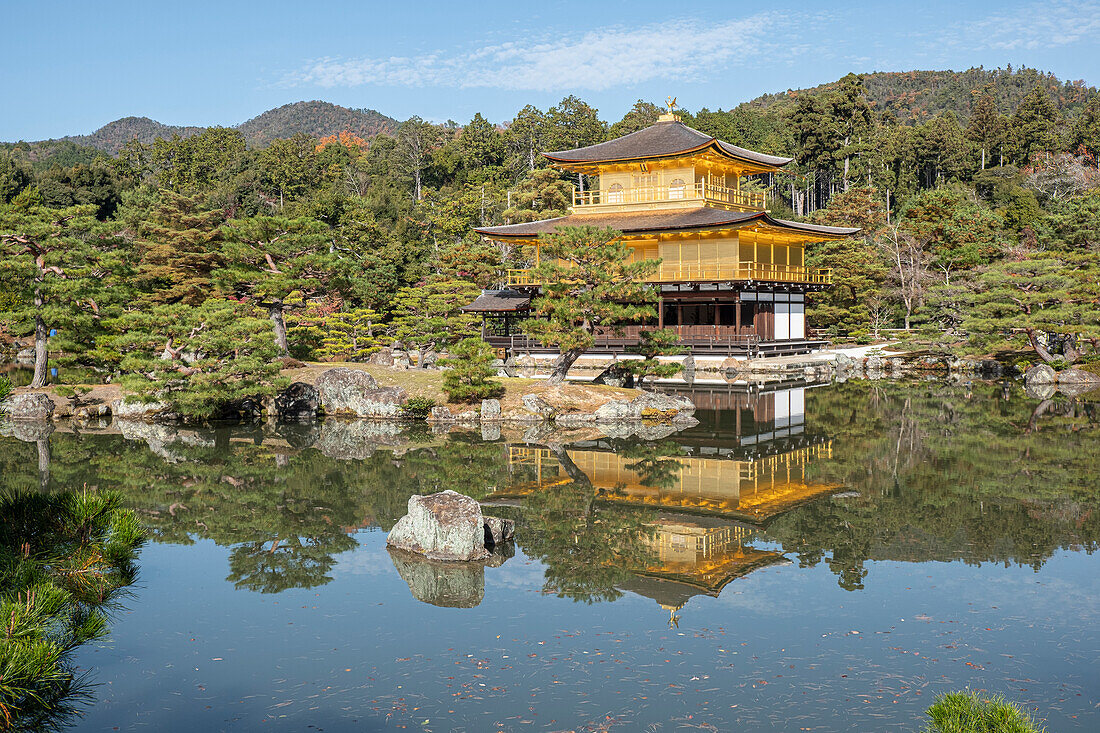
left=1, top=393, right=56, bottom=421
left=387, top=548, right=485, bottom=608
left=274, top=382, right=320, bottom=420
left=315, top=367, right=407, bottom=418
left=387, top=490, right=491, bottom=561
left=1025, top=364, right=1056, bottom=385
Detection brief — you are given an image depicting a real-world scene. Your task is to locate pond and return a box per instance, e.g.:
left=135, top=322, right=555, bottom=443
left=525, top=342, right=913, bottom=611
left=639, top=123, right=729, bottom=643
left=1, top=379, right=1097, bottom=731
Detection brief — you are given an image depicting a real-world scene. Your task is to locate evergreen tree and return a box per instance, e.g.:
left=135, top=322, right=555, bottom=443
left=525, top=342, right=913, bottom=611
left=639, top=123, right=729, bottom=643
left=217, top=216, right=335, bottom=354
left=116, top=299, right=285, bottom=419
left=503, top=105, right=546, bottom=174
left=608, top=100, right=663, bottom=137
left=521, top=226, right=659, bottom=384
left=626, top=329, right=684, bottom=386
left=503, top=168, right=572, bottom=223
left=390, top=280, right=480, bottom=367
left=0, top=204, right=126, bottom=387
left=132, top=190, right=225, bottom=306
left=966, top=91, right=1008, bottom=169
left=1071, top=95, right=1100, bottom=159
left=1008, top=87, right=1062, bottom=164
left=440, top=337, right=504, bottom=403
left=308, top=307, right=382, bottom=361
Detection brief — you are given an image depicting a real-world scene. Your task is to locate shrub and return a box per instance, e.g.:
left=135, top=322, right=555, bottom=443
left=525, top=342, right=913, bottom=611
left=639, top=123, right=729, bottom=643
left=0, top=376, right=10, bottom=407
left=440, top=338, right=504, bottom=404
left=401, top=396, right=437, bottom=420
left=924, top=691, right=1044, bottom=733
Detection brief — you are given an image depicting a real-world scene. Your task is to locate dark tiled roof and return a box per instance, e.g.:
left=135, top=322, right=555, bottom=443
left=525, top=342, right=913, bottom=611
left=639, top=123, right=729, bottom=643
left=475, top=209, right=859, bottom=238
left=461, top=290, right=532, bottom=313
left=543, top=119, right=793, bottom=168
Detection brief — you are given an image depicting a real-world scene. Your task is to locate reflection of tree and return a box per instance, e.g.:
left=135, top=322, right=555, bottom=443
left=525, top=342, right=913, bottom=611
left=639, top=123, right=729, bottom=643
left=618, top=440, right=684, bottom=491
left=518, top=446, right=656, bottom=603
left=764, top=381, right=1100, bottom=589
left=227, top=534, right=358, bottom=593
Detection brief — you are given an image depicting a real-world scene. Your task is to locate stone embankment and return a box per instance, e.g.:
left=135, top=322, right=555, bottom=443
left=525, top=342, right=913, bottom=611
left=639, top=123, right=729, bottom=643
left=1, top=366, right=697, bottom=428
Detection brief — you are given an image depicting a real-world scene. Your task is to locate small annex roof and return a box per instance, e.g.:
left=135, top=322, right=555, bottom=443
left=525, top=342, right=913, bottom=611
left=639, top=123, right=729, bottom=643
left=543, top=118, right=793, bottom=170
left=461, top=289, right=533, bottom=313
left=474, top=208, right=859, bottom=240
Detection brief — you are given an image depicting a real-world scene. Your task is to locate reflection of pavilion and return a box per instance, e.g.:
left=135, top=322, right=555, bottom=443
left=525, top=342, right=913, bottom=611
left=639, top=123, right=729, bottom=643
left=491, top=385, right=840, bottom=620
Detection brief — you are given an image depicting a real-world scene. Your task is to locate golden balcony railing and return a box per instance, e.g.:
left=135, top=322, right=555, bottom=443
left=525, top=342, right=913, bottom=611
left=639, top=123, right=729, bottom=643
left=505, top=262, right=831, bottom=287
left=573, top=182, right=765, bottom=210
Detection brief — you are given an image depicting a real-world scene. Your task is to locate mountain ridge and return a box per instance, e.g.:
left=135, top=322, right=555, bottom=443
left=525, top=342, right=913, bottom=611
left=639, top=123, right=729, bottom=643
left=32, top=101, right=399, bottom=154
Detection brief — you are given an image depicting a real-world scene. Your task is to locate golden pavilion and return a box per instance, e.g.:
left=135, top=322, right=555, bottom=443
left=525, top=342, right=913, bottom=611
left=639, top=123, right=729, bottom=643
left=466, top=106, right=859, bottom=356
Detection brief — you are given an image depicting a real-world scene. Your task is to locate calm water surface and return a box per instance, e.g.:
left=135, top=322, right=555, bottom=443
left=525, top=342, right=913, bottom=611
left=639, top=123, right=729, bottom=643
left=2, top=380, right=1098, bottom=731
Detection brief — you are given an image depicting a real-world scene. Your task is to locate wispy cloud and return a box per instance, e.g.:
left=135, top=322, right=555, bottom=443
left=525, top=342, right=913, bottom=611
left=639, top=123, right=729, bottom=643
left=282, top=15, right=812, bottom=92
left=947, top=0, right=1100, bottom=52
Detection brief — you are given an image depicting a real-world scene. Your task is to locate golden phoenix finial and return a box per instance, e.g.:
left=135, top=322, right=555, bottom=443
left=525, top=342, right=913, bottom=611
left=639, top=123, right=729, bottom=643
left=666, top=96, right=678, bottom=113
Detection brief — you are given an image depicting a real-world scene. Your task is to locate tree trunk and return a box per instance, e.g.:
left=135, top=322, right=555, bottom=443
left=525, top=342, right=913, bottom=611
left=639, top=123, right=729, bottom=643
left=1025, top=328, right=1056, bottom=363
left=981, top=147, right=986, bottom=170
left=269, top=301, right=288, bottom=355
left=546, top=347, right=585, bottom=385
left=31, top=295, right=48, bottom=388
left=417, top=346, right=427, bottom=369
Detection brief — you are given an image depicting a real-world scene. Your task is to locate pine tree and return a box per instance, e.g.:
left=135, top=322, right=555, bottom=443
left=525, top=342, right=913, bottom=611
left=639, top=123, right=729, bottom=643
left=1071, top=96, right=1100, bottom=160
left=390, top=280, right=481, bottom=368
left=521, top=226, right=659, bottom=384
left=440, top=337, right=504, bottom=403
left=0, top=204, right=127, bottom=387
left=308, top=307, right=382, bottom=361
left=1008, top=87, right=1062, bottom=164
left=626, top=329, right=684, bottom=386
left=965, top=91, right=1008, bottom=170
left=217, top=216, right=335, bottom=354
left=116, top=299, right=285, bottom=419
left=132, top=190, right=224, bottom=306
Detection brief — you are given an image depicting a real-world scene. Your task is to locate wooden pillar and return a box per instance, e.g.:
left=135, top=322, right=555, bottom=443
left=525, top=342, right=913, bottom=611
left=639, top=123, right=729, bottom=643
left=734, top=291, right=742, bottom=335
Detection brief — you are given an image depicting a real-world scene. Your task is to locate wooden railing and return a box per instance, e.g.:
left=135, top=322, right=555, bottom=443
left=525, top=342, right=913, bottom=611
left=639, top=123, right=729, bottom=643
left=505, top=263, right=832, bottom=287
left=573, top=182, right=765, bottom=210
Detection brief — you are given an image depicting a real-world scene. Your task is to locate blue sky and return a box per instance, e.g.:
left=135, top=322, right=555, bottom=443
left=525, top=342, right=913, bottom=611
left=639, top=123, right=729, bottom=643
left=3, top=0, right=1099, bottom=141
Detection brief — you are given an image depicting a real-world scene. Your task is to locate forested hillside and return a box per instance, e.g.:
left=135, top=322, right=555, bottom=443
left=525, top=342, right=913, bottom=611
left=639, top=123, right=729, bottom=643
left=5, top=102, right=399, bottom=161
left=62, top=116, right=206, bottom=154
left=2, top=68, right=1099, bottom=413
left=742, top=66, right=1095, bottom=123
left=237, top=101, right=397, bottom=147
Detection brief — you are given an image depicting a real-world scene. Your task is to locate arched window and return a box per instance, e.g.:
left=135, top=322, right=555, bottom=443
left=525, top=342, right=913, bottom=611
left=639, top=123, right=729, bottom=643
left=669, top=178, right=686, bottom=200
left=607, top=182, right=624, bottom=203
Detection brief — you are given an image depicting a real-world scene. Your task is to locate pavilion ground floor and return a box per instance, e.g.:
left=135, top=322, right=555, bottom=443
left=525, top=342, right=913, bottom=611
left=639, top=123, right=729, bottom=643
left=476, top=286, right=826, bottom=358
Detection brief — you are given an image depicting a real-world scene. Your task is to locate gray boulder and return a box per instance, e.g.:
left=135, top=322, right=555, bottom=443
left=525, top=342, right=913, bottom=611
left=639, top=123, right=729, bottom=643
left=1025, top=363, right=1056, bottom=385
left=1, top=393, right=55, bottom=421
left=370, top=347, right=395, bottom=366
left=315, top=367, right=407, bottom=418
left=429, top=405, right=455, bottom=423
left=592, top=398, right=633, bottom=422
left=274, top=382, right=320, bottom=420
left=592, top=363, right=635, bottom=388
left=388, top=548, right=485, bottom=608
left=480, top=398, right=502, bottom=421
left=387, top=490, right=491, bottom=562
left=521, top=393, right=556, bottom=420
left=630, top=391, right=696, bottom=421
left=1056, top=368, right=1100, bottom=385
left=112, top=398, right=175, bottom=422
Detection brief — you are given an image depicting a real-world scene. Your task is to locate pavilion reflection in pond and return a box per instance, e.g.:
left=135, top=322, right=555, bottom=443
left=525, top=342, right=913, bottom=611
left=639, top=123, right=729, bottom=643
left=495, top=384, right=841, bottom=620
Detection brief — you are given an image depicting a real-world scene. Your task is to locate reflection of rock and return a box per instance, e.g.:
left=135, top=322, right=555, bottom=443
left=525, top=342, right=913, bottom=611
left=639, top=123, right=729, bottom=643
left=1024, top=382, right=1057, bottom=401
left=2, top=393, right=56, bottom=421
left=387, top=490, right=490, bottom=561
left=116, top=419, right=214, bottom=462
left=387, top=548, right=485, bottom=608
left=0, top=420, right=55, bottom=441
left=274, top=422, right=322, bottom=449
left=317, top=419, right=406, bottom=460
left=483, top=516, right=515, bottom=547
left=315, top=367, right=407, bottom=418
left=274, top=382, right=320, bottom=420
